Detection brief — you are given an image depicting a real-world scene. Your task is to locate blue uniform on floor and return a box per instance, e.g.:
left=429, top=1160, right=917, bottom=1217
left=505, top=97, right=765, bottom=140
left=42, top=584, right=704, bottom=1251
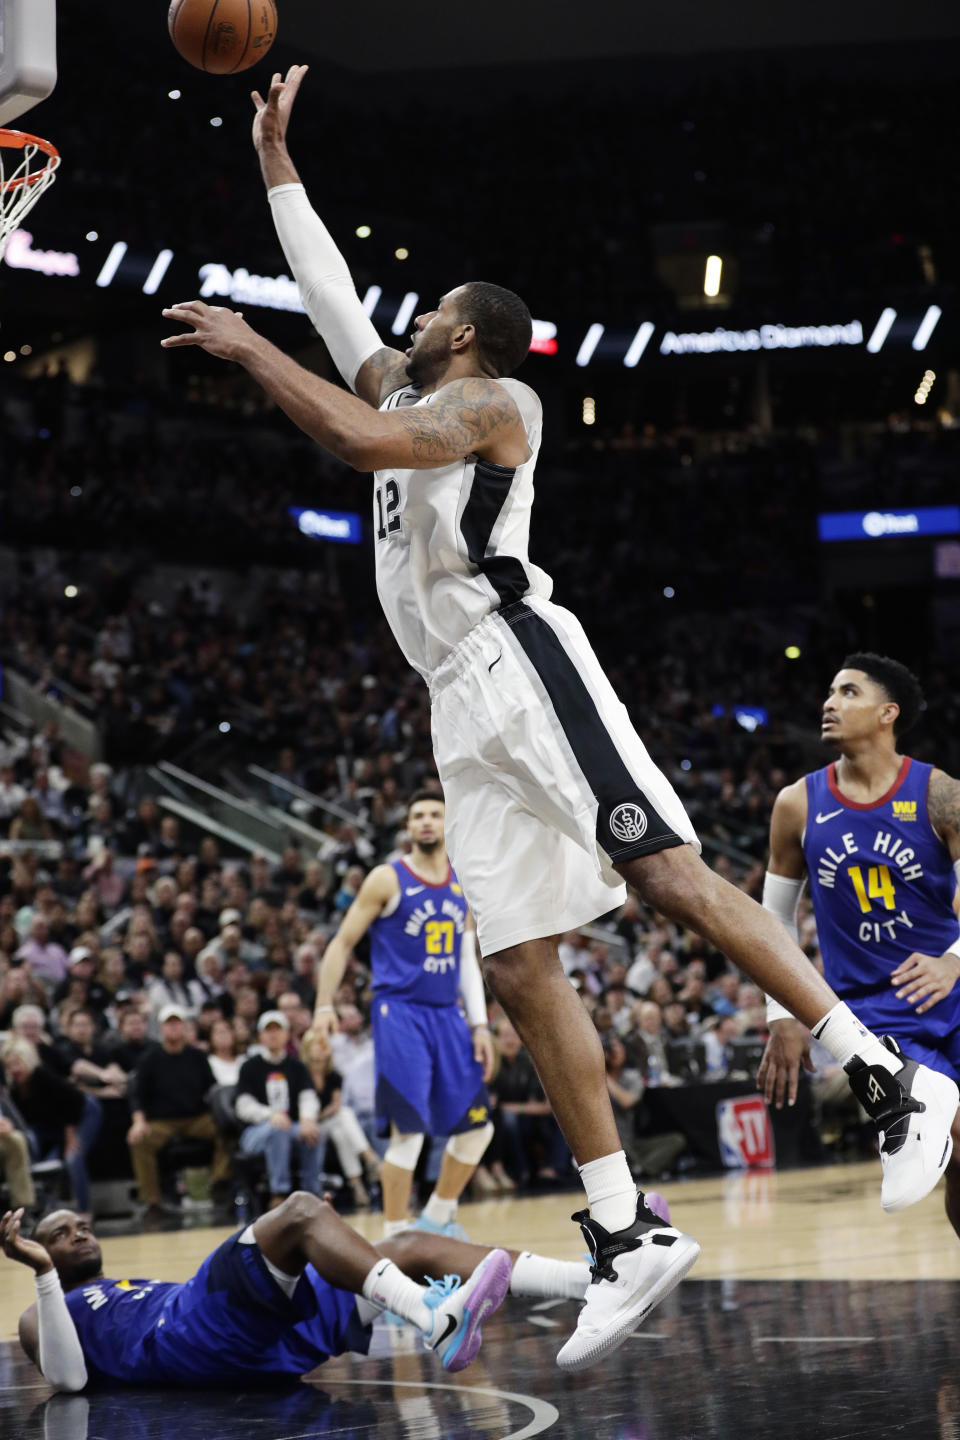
left=371, top=860, right=489, bottom=1136
left=62, top=1230, right=371, bottom=1385
left=803, top=757, right=960, bottom=1080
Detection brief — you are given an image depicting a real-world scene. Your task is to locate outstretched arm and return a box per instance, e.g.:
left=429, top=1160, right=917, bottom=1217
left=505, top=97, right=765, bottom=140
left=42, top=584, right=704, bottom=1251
left=160, top=304, right=528, bottom=471
left=757, top=781, right=815, bottom=1108
left=313, top=865, right=397, bottom=1035
left=251, top=65, right=406, bottom=406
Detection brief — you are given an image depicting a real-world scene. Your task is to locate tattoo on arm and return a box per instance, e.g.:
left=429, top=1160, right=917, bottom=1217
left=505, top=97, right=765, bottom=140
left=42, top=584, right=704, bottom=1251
left=395, top=379, right=515, bottom=462
left=357, top=347, right=410, bottom=406
left=928, top=769, right=960, bottom=859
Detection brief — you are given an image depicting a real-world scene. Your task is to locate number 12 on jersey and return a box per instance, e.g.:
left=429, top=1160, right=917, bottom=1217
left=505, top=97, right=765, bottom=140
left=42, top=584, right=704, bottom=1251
left=848, top=863, right=896, bottom=913
left=375, top=480, right=401, bottom=541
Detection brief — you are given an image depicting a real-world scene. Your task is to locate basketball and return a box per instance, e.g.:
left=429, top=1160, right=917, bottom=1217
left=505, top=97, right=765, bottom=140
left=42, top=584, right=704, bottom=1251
left=167, top=0, right=278, bottom=74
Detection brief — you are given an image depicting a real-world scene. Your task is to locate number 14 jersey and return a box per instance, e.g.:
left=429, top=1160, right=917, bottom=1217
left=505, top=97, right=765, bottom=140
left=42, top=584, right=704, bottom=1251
left=802, top=758, right=958, bottom=1013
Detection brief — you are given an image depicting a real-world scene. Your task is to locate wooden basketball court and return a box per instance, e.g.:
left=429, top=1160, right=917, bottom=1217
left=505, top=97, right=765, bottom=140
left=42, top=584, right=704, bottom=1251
left=2, top=1161, right=956, bottom=1439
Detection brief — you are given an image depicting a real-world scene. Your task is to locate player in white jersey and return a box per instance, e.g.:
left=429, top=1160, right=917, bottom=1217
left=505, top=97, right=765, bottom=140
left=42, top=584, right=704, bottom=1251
left=160, top=65, right=957, bottom=1369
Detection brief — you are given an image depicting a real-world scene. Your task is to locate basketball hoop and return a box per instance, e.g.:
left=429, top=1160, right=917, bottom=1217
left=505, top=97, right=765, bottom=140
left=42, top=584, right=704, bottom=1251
left=0, top=128, right=60, bottom=261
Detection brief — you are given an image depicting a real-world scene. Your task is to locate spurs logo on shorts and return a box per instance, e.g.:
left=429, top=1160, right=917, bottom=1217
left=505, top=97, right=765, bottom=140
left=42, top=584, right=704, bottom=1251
left=609, top=803, right=649, bottom=843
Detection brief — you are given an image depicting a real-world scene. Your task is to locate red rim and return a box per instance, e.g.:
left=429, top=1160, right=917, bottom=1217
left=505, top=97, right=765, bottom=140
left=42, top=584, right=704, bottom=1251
left=0, top=128, right=60, bottom=193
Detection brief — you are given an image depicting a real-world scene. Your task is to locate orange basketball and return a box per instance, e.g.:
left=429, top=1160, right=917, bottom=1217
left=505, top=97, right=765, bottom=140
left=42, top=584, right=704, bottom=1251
left=167, top=0, right=278, bottom=75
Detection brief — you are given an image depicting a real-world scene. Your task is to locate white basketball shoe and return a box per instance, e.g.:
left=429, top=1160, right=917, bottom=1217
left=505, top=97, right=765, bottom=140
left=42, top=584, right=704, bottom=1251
left=844, top=1036, right=959, bottom=1213
left=556, top=1194, right=700, bottom=1371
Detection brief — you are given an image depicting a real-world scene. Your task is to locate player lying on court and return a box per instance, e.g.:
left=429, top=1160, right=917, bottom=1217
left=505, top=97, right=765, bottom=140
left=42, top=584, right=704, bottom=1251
left=758, top=654, right=960, bottom=1230
left=1, top=1199, right=594, bottom=1390
left=158, top=64, right=957, bottom=1371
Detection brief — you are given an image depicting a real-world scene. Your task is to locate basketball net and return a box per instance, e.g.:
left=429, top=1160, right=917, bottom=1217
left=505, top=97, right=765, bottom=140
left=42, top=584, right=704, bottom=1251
left=0, top=129, right=60, bottom=262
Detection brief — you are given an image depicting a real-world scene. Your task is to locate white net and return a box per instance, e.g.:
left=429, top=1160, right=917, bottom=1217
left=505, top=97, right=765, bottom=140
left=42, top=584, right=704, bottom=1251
left=0, top=129, right=60, bottom=260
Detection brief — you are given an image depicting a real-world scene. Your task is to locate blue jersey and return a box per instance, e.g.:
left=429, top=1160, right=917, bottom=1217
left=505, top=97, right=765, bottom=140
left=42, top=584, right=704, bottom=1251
left=63, top=1239, right=367, bottom=1385
left=370, top=860, right=469, bottom=1006
left=803, top=759, right=959, bottom=1026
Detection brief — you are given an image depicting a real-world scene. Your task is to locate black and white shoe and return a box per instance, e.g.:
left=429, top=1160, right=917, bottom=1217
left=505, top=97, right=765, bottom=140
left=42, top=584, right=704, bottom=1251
left=845, top=1036, right=959, bottom=1213
left=556, top=1194, right=700, bottom=1371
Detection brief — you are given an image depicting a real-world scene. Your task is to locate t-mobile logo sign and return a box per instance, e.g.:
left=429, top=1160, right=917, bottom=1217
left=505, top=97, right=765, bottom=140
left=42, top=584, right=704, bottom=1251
left=716, top=1096, right=775, bottom=1169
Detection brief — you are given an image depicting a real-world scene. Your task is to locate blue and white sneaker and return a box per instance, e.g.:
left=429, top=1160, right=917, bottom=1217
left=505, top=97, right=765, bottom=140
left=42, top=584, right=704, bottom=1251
left=423, top=1248, right=512, bottom=1372
left=412, top=1212, right=471, bottom=1241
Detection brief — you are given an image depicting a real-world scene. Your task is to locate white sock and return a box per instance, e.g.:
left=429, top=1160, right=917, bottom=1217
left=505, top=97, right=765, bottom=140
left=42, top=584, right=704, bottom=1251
left=423, top=1193, right=457, bottom=1226
left=509, top=1250, right=590, bottom=1300
left=579, top=1150, right=637, bottom=1233
left=812, top=1002, right=902, bottom=1073
left=382, top=1218, right=409, bottom=1240
left=361, top=1257, right=433, bottom=1335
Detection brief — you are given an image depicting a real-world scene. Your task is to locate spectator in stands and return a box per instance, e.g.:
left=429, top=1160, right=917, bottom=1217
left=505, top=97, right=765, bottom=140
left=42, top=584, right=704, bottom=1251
left=94, top=949, right=128, bottom=1009
left=300, top=1027, right=380, bottom=1208
left=235, top=1011, right=322, bottom=1208
left=82, top=848, right=124, bottom=912
left=0, top=765, right=27, bottom=825
left=708, top=972, right=741, bottom=1017
left=0, top=971, right=47, bottom=1032
left=9, top=796, right=53, bottom=843
left=51, top=947, right=110, bottom=1017
left=0, top=1036, right=101, bottom=1216
left=104, top=1007, right=153, bottom=1073
left=603, top=1035, right=686, bottom=1180
left=206, top=1016, right=243, bottom=1086
left=9, top=1004, right=61, bottom=1073
left=703, top=1015, right=740, bottom=1078
left=624, top=1000, right=675, bottom=1086
left=54, top=1009, right=128, bottom=1098
left=0, top=1080, right=35, bottom=1214
left=146, top=951, right=200, bottom=1023
left=126, top=1004, right=231, bottom=1222
left=15, top=915, right=68, bottom=990
left=489, top=1020, right=570, bottom=1187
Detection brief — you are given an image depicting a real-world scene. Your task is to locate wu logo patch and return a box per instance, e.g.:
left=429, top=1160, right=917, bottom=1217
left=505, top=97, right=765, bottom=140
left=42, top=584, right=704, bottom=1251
left=610, top=803, right=649, bottom=844
left=892, top=800, right=917, bottom=822
left=468, top=1106, right=488, bottom=1124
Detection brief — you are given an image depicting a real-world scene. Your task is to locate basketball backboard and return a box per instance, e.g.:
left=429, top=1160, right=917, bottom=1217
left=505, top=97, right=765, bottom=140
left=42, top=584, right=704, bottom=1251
left=0, top=0, right=57, bottom=127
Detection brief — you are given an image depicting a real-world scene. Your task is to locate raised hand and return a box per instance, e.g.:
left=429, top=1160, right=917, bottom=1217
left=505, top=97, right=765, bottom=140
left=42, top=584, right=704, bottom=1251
left=251, top=64, right=309, bottom=152
left=1, top=1209, right=53, bottom=1275
left=160, top=302, right=254, bottom=362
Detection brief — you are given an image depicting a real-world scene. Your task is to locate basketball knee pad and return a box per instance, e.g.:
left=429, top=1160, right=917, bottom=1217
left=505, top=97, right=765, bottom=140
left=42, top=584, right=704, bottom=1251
left=383, top=1128, right=425, bottom=1171
left=446, top=1121, right=494, bottom=1166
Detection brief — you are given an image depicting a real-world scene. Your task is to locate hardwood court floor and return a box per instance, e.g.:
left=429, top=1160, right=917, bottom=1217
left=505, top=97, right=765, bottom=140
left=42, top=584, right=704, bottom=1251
left=2, top=1161, right=958, bottom=1440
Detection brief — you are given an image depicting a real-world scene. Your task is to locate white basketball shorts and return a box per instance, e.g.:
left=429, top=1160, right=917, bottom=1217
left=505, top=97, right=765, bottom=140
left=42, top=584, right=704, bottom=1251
left=428, top=595, right=700, bottom=956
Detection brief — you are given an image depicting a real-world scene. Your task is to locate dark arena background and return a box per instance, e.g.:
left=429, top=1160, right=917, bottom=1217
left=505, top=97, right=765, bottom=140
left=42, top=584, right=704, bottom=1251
left=1, top=2, right=960, bottom=1437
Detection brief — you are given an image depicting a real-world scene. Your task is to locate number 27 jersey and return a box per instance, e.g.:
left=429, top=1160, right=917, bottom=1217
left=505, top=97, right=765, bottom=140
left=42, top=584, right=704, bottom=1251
left=802, top=758, right=958, bottom=1006
left=369, top=860, right=469, bottom=1006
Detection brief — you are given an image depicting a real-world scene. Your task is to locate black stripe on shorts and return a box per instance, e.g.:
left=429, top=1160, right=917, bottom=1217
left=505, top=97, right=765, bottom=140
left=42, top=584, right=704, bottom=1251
left=499, top=601, right=684, bottom=863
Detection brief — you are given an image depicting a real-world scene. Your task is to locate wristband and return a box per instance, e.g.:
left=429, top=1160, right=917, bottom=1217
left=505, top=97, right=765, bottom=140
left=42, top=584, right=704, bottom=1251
left=765, top=995, right=795, bottom=1024
left=315, top=1005, right=335, bottom=1013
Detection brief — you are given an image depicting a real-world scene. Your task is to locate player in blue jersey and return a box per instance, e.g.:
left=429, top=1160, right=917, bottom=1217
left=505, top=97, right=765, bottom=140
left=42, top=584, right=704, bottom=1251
left=2, top=1199, right=590, bottom=1389
left=313, top=791, right=496, bottom=1240
left=758, top=653, right=960, bottom=1231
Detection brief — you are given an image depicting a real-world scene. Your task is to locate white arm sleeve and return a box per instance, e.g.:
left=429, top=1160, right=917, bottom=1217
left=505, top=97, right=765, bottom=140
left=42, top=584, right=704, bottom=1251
left=762, top=871, right=806, bottom=1023
left=267, top=183, right=384, bottom=391
left=458, top=929, right=489, bottom=1029
left=35, top=1269, right=88, bottom=1393
left=235, top=1093, right=273, bottom=1125
left=298, top=1088, right=320, bottom=1122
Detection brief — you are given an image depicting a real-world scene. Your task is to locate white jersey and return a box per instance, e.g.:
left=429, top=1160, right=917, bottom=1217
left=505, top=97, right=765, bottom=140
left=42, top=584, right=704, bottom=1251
left=373, top=377, right=553, bottom=679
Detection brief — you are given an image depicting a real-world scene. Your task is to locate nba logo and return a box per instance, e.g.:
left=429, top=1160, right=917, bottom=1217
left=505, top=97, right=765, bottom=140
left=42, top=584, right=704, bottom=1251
left=716, top=1096, right=774, bottom=1168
